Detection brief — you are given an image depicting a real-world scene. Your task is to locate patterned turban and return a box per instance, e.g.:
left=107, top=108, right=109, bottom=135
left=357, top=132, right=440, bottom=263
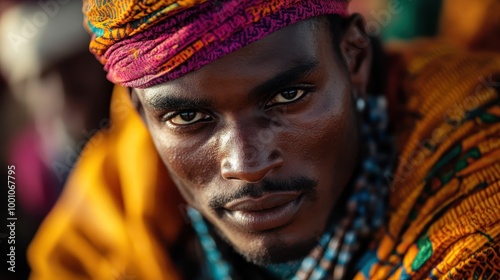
left=83, top=0, right=349, bottom=88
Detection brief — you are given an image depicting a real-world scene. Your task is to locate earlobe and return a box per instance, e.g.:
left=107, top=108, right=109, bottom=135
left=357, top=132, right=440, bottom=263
left=339, top=14, right=372, bottom=99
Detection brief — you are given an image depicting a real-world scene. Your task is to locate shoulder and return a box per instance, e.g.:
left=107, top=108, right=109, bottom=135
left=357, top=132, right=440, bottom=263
left=358, top=41, right=500, bottom=279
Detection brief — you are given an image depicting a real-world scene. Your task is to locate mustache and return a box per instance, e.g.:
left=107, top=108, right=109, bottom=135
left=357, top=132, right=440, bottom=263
left=209, top=177, right=318, bottom=209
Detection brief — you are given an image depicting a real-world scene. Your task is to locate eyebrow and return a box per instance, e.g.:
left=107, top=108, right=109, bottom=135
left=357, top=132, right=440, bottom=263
left=144, top=94, right=213, bottom=112
left=250, top=59, right=320, bottom=99
left=143, top=59, right=320, bottom=111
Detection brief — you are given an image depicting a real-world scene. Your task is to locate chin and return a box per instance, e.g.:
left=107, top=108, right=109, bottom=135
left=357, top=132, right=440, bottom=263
left=216, top=227, right=320, bottom=266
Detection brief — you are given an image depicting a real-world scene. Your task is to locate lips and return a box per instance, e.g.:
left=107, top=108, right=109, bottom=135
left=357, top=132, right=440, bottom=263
left=222, top=192, right=304, bottom=232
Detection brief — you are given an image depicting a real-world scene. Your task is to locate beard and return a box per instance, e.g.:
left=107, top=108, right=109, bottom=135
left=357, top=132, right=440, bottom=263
left=212, top=225, right=322, bottom=266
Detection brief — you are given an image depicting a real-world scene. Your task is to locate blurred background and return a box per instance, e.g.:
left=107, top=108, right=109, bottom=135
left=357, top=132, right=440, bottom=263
left=0, top=0, right=113, bottom=279
left=0, top=0, right=498, bottom=279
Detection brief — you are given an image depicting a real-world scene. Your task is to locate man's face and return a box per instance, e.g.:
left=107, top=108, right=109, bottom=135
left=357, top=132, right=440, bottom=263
left=134, top=18, right=363, bottom=264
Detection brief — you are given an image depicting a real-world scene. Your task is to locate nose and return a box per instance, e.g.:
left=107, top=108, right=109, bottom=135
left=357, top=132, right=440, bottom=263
left=220, top=126, right=283, bottom=183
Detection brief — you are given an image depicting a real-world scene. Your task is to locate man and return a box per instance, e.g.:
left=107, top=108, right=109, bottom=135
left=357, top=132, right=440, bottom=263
left=29, top=0, right=500, bottom=279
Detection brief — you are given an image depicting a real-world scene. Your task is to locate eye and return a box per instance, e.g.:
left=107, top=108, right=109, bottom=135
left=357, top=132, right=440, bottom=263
left=267, top=88, right=308, bottom=107
left=168, top=111, right=210, bottom=125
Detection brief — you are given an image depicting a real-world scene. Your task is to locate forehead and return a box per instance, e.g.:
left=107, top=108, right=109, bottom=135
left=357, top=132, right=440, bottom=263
left=140, top=17, right=332, bottom=99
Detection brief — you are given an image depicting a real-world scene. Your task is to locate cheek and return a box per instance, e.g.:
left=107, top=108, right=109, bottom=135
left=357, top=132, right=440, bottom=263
left=269, top=84, right=358, bottom=237
left=282, top=83, right=357, bottom=171
left=318, top=89, right=357, bottom=171
left=148, top=129, right=219, bottom=204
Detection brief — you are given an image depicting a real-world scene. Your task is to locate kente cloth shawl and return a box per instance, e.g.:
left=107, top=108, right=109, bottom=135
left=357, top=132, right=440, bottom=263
left=353, top=42, right=500, bottom=279
left=83, top=0, right=348, bottom=88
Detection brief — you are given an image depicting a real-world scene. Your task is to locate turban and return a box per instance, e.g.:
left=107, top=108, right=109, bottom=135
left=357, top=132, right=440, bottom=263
left=83, top=0, right=349, bottom=88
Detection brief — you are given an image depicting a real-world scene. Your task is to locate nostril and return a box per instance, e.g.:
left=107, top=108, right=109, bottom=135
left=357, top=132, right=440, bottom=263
left=268, top=150, right=281, bottom=161
left=243, top=147, right=258, bottom=163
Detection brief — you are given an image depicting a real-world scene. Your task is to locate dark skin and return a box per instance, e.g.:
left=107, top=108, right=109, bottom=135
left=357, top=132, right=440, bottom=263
left=132, top=15, right=371, bottom=266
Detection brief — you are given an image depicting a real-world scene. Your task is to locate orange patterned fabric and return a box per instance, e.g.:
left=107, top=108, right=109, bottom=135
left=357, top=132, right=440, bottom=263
left=355, top=42, right=500, bottom=279
left=84, top=0, right=207, bottom=60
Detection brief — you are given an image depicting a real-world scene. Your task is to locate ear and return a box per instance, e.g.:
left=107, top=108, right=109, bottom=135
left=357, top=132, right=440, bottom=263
left=339, top=14, right=372, bottom=100
left=129, top=88, right=147, bottom=124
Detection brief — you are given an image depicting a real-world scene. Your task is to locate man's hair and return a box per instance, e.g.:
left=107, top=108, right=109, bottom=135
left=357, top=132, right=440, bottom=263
left=327, top=14, right=348, bottom=49
left=317, top=14, right=349, bottom=69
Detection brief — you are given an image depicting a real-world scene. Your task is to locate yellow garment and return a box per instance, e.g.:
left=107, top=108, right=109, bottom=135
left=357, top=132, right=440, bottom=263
left=28, top=87, right=185, bottom=279
left=29, top=46, right=500, bottom=279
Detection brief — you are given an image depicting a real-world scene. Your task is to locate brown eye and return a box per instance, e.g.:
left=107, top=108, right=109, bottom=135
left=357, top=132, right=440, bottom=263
left=281, top=89, right=298, bottom=100
left=169, top=111, right=210, bottom=125
left=267, top=88, right=307, bottom=106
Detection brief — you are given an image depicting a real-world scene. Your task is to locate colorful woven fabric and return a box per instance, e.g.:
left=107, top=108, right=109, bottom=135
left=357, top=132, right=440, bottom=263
left=355, top=43, right=500, bottom=279
left=83, top=0, right=348, bottom=88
